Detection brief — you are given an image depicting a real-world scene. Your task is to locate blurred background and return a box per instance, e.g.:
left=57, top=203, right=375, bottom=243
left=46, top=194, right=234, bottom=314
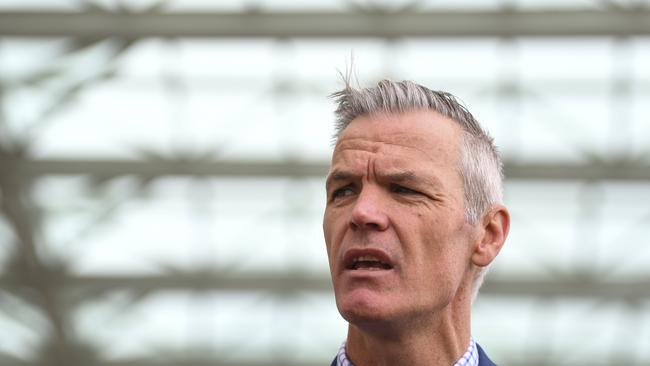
left=0, top=0, right=649, bottom=365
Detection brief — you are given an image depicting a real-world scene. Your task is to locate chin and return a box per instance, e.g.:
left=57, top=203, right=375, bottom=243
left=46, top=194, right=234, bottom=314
left=337, top=289, right=396, bottom=325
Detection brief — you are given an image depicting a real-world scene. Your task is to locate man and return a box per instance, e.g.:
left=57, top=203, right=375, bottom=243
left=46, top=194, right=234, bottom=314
left=323, top=79, right=510, bottom=366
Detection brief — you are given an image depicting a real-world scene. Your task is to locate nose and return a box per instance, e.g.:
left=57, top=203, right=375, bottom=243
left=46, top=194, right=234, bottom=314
left=349, top=187, right=390, bottom=231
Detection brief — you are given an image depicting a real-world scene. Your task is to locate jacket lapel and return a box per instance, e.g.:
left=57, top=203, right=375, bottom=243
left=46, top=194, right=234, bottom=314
left=476, top=343, right=497, bottom=366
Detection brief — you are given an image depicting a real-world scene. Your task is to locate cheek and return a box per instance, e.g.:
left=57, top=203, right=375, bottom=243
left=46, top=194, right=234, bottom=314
left=323, top=208, right=345, bottom=257
left=323, top=212, right=334, bottom=254
left=406, top=218, right=467, bottom=273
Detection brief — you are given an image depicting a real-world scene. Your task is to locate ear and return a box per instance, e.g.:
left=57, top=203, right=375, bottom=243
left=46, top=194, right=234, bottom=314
left=471, top=205, right=510, bottom=267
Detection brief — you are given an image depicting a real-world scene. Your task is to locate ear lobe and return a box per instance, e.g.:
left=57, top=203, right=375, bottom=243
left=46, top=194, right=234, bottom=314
left=471, top=205, right=510, bottom=267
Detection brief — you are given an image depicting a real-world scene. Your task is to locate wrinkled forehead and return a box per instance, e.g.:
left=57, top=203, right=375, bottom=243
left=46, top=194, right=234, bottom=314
left=332, top=137, right=445, bottom=167
left=332, top=111, right=464, bottom=164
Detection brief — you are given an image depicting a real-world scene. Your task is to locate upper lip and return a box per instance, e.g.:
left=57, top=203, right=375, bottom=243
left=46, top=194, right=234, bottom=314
left=342, top=248, right=395, bottom=270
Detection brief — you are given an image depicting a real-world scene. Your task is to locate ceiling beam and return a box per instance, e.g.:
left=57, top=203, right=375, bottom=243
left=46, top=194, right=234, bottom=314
left=2, top=271, right=649, bottom=300
left=0, top=10, right=649, bottom=38
left=6, top=157, right=650, bottom=181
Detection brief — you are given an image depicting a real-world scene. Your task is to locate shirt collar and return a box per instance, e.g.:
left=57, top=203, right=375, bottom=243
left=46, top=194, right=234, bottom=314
left=335, top=337, right=479, bottom=366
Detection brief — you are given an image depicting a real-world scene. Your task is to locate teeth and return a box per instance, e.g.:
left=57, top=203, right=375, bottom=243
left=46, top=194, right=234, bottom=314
left=350, top=254, right=392, bottom=270
left=355, top=255, right=380, bottom=263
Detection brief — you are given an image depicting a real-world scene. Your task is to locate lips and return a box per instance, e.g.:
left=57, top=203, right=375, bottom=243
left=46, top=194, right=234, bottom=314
left=343, top=248, right=394, bottom=271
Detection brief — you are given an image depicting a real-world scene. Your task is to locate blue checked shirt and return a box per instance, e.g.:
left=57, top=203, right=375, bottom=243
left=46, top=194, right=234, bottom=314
left=335, top=337, right=479, bottom=366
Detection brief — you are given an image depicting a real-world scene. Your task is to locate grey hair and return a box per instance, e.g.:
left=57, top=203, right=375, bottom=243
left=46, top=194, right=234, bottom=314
left=330, top=79, right=504, bottom=300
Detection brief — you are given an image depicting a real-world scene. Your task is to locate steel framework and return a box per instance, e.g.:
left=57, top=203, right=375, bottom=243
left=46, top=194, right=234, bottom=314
left=1, top=2, right=650, bottom=366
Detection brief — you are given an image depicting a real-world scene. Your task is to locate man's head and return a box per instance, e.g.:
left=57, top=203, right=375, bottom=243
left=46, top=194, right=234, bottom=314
left=322, top=79, right=509, bottom=331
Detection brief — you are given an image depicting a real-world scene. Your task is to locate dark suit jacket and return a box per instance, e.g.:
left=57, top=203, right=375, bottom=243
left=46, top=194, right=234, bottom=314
left=477, top=343, right=496, bottom=366
left=330, top=343, right=496, bottom=366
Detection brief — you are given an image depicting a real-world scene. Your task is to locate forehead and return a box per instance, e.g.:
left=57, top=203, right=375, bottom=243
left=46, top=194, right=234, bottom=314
left=333, top=110, right=463, bottom=166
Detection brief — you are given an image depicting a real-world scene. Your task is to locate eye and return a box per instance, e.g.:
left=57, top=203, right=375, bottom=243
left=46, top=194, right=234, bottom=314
left=390, top=184, right=420, bottom=195
left=330, top=185, right=355, bottom=201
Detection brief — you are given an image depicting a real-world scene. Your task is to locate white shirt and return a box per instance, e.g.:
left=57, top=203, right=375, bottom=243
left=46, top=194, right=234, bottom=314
left=334, top=337, right=479, bottom=366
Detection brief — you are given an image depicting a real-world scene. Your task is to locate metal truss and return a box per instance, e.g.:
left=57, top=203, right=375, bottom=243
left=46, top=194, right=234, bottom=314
left=3, top=270, right=650, bottom=302
left=0, top=9, right=650, bottom=38
left=4, top=157, right=650, bottom=181
left=1, top=3, right=650, bottom=366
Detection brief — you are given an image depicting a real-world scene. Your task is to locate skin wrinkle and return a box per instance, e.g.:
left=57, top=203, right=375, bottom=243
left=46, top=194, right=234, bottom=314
left=334, top=136, right=450, bottom=166
left=326, top=135, right=459, bottom=208
left=326, top=172, right=459, bottom=214
left=326, top=168, right=448, bottom=205
left=329, top=128, right=461, bottom=195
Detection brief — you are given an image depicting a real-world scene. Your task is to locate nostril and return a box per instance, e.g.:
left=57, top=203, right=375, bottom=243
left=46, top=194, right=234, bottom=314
left=349, top=219, right=386, bottom=232
left=365, top=222, right=381, bottom=230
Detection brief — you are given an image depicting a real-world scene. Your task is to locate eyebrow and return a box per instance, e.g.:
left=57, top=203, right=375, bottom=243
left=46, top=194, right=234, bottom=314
left=325, top=170, right=354, bottom=191
left=384, top=171, right=443, bottom=189
left=384, top=171, right=419, bottom=183
left=326, top=169, right=440, bottom=190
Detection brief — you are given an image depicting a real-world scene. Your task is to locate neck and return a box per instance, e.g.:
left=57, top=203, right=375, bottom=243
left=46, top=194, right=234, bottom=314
left=345, top=298, right=471, bottom=366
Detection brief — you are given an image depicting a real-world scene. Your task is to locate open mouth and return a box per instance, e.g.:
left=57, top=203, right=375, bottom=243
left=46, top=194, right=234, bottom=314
left=345, top=254, right=393, bottom=271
